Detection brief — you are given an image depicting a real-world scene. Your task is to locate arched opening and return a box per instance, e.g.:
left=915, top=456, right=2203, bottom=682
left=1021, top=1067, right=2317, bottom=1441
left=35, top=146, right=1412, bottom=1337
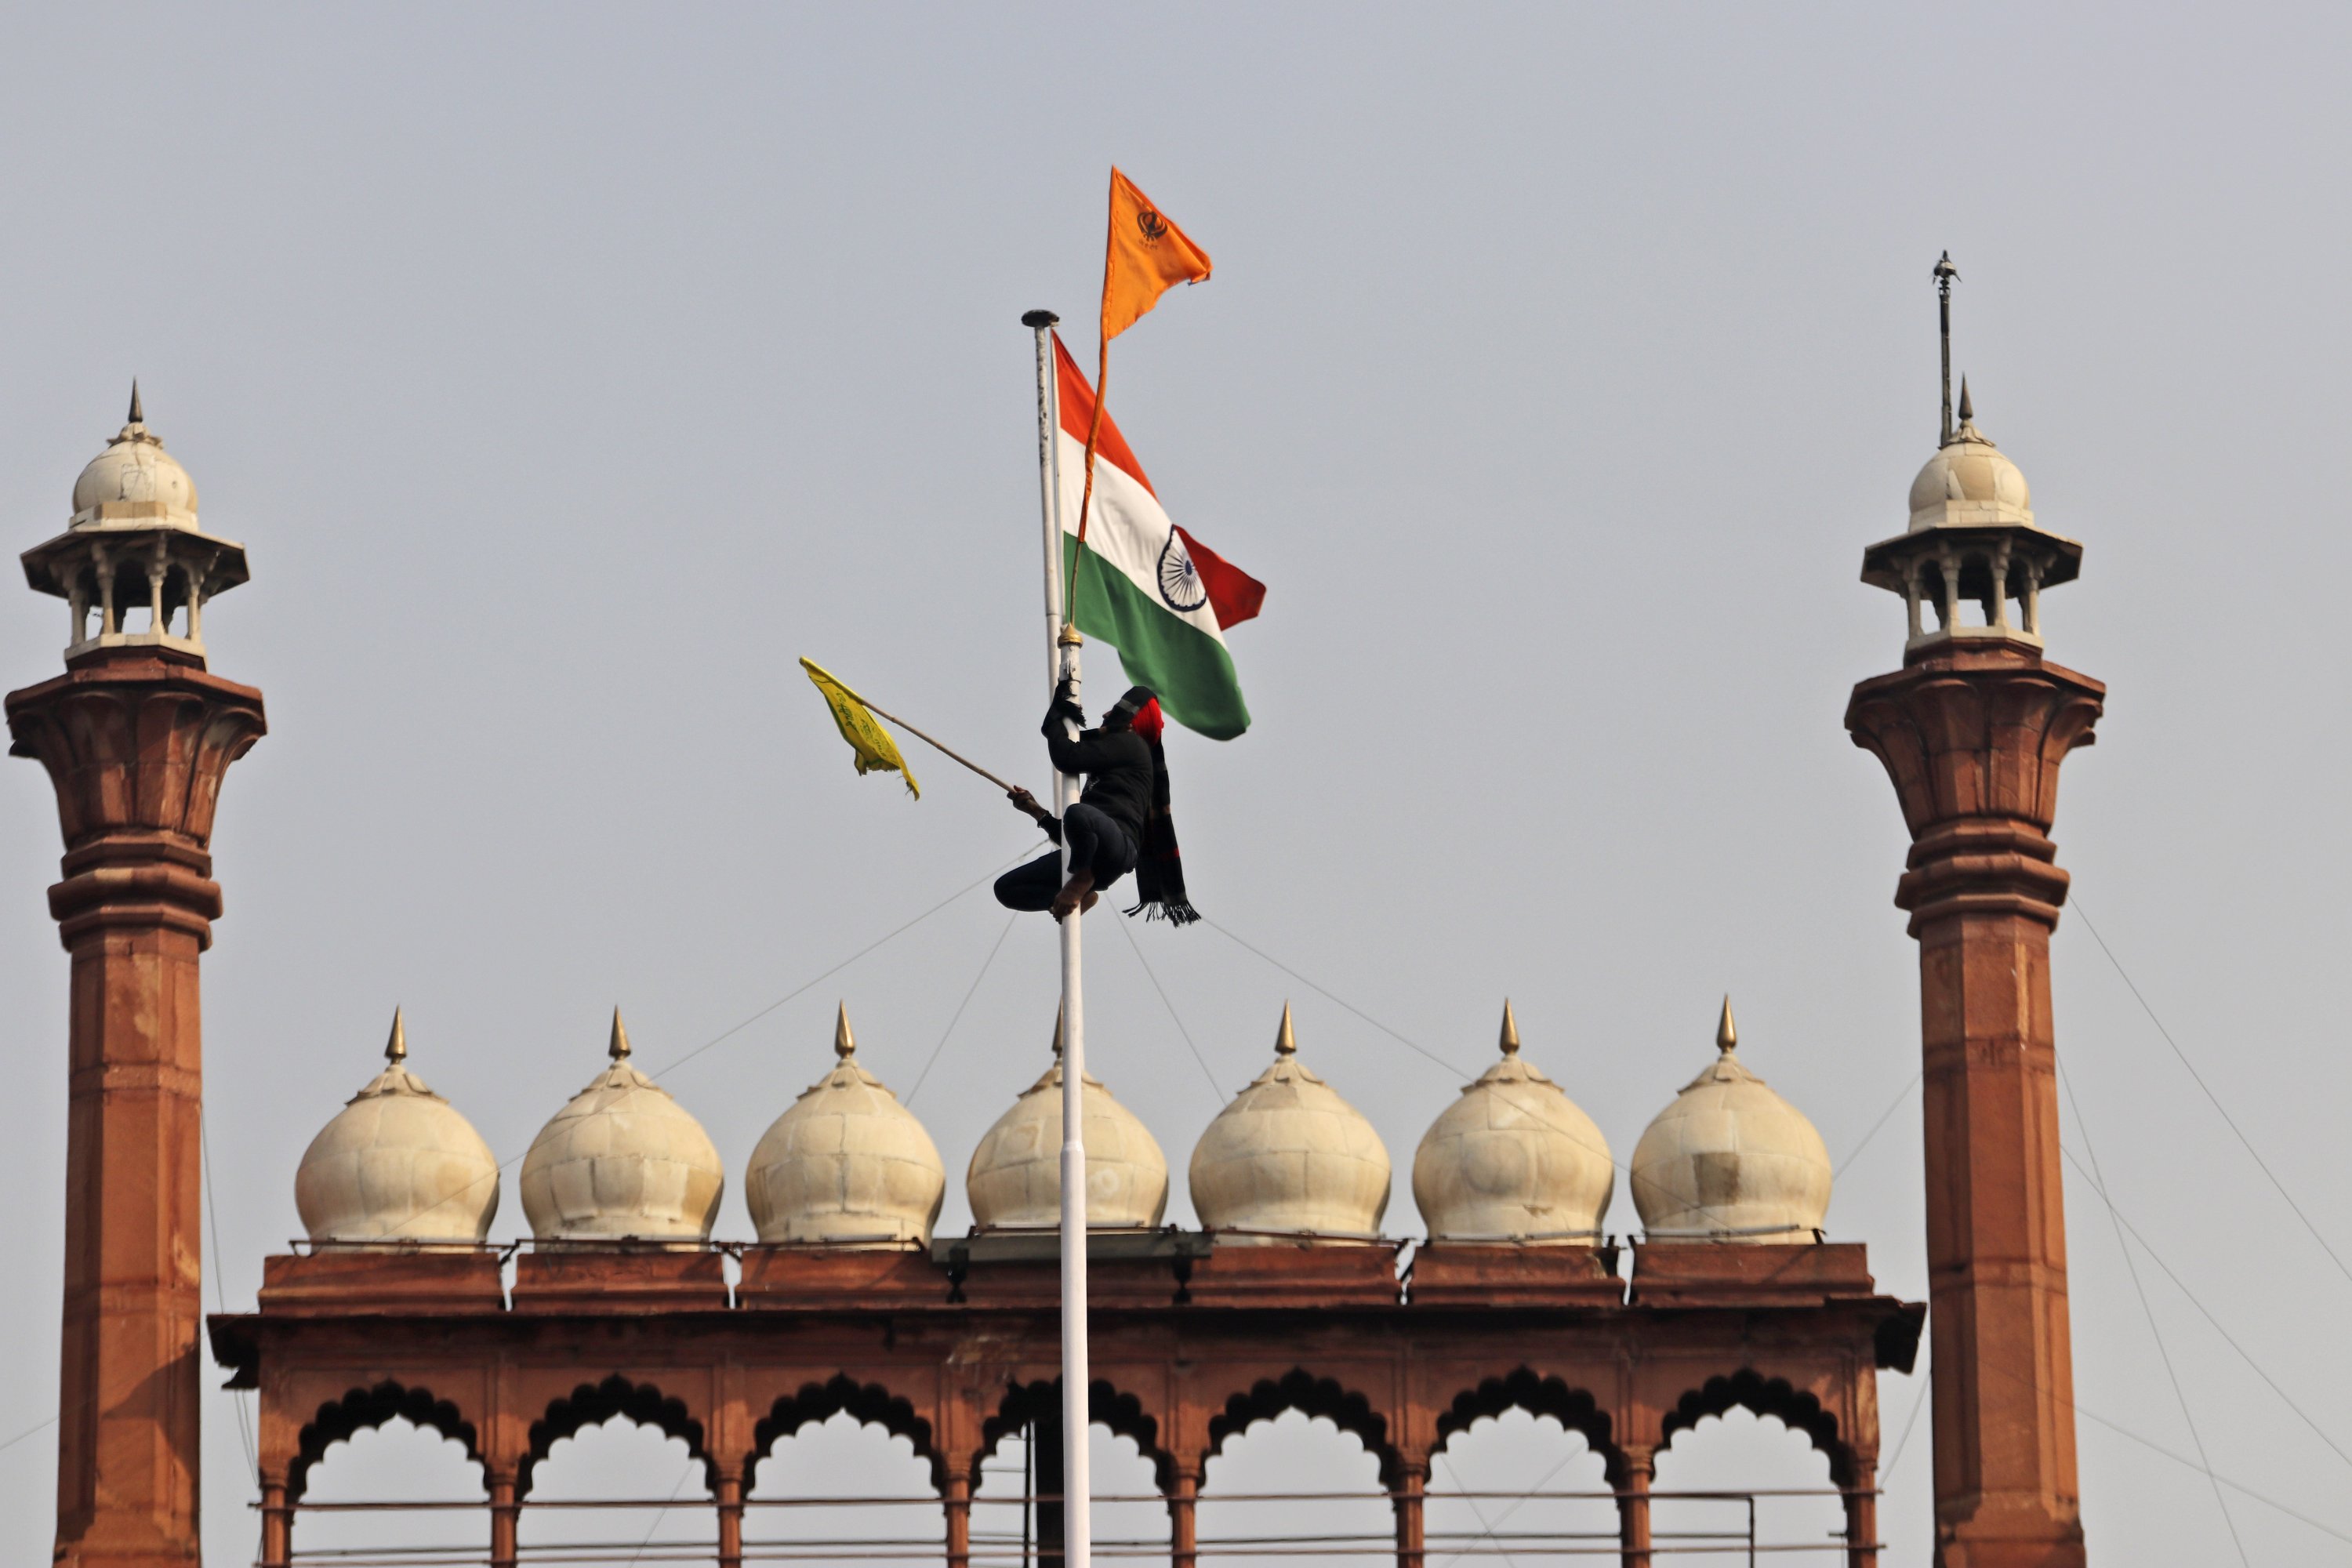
left=751, top=1410, right=938, bottom=1561
left=1430, top=1408, right=1618, bottom=1563
left=1656, top=1392, right=1849, bottom=1560
left=1200, top=1397, right=1392, bottom=1568
left=972, top=1381, right=1169, bottom=1568
left=292, top=1415, right=484, bottom=1562
left=972, top=1420, right=1169, bottom=1566
left=522, top=1381, right=713, bottom=1562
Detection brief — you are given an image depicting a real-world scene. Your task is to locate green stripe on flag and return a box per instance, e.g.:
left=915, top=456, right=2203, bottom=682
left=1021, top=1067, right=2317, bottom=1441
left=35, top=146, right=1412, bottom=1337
left=1065, top=536, right=1251, bottom=740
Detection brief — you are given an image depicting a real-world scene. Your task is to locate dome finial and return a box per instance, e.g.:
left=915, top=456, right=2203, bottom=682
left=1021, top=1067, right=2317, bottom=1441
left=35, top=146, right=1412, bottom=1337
left=608, top=1007, right=632, bottom=1062
left=1958, top=376, right=1974, bottom=424
left=1716, top=995, right=1738, bottom=1054
left=385, top=1007, right=408, bottom=1063
left=1275, top=1002, right=1297, bottom=1057
left=1499, top=999, right=1520, bottom=1056
left=1052, top=1003, right=1066, bottom=1059
left=127, top=379, right=143, bottom=426
left=834, top=1002, right=856, bottom=1059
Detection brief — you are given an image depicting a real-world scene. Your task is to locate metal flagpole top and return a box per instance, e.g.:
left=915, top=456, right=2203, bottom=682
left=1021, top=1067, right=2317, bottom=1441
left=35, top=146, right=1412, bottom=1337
left=1934, top=251, right=1959, bottom=448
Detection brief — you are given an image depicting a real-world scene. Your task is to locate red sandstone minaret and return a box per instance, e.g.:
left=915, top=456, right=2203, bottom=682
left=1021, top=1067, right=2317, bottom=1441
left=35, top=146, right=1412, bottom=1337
left=8, top=388, right=265, bottom=1568
left=1845, top=331, right=2100, bottom=1563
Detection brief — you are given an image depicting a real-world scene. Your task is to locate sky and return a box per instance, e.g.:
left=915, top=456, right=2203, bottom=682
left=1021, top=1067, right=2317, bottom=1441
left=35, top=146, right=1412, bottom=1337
left=3, top=2, right=2351, bottom=1563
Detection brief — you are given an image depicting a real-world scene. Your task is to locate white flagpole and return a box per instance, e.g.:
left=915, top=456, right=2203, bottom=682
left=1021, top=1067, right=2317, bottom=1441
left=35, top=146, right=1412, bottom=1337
left=1022, top=308, right=1091, bottom=1568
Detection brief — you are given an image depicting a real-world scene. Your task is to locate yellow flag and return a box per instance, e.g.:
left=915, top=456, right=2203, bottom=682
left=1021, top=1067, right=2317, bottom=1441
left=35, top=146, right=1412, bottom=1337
left=1101, top=167, right=1212, bottom=342
left=800, top=658, right=919, bottom=799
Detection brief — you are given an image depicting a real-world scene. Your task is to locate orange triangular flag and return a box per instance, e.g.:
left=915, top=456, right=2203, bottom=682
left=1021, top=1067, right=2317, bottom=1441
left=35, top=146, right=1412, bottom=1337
left=1100, top=168, right=1212, bottom=342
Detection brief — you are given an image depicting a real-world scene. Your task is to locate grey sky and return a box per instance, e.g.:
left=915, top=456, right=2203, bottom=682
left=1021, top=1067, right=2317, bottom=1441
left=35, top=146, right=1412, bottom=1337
left=3, top=3, right=2350, bottom=1563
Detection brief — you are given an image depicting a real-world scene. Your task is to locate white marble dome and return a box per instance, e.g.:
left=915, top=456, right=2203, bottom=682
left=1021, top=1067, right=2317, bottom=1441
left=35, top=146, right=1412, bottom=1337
left=967, top=1011, right=1167, bottom=1230
left=295, top=1011, right=500, bottom=1244
left=746, top=1005, right=946, bottom=1246
left=1630, top=1000, right=1831, bottom=1243
left=1907, top=384, right=2031, bottom=529
left=1189, top=1005, right=1390, bottom=1243
left=520, top=1011, right=725, bottom=1242
left=71, top=387, right=198, bottom=528
left=1412, top=1002, right=1613, bottom=1243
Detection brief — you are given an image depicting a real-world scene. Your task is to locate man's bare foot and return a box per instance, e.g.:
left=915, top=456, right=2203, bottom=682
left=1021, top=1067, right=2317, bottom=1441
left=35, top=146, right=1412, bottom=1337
left=1080, top=890, right=1101, bottom=914
left=1051, top=868, right=1096, bottom=921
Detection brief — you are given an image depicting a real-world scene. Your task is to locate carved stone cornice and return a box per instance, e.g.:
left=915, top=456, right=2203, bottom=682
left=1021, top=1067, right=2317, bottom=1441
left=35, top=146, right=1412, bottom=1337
left=8, top=650, right=265, bottom=949
left=1845, top=645, right=2102, bottom=935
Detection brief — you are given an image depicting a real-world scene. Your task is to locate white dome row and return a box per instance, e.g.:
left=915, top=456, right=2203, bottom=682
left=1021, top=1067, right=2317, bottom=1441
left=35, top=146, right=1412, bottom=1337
left=294, top=997, right=1832, bottom=1250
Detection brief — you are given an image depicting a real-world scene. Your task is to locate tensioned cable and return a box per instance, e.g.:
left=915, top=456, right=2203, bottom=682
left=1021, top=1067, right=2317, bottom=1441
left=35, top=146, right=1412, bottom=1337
left=621, top=1451, right=702, bottom=1565
left=1111, top=913, right=1229, bottom=1106
left=2055, top=1052, right=2247, bottom=1566
left=2056, top=1140, right=2352, bottom=1474
left=647, top=844, right=1047, bottom=1085
left=1878, top=1376, right=1930, bottom=1485
left=1971, top=1346, right=2352, bottom=1548
left=198, top=1108, right=260, bottom=1479
left=1430, top=1440, right=1590, bottom=1568
left=2068, top=896, right=2352, bottom=1288
left=361, top=844, right=1047, bottom=1245
left=1432, top=1450, right=1523, bottom=1568
left=1205, top=918, right=1890, bottom=1240
left=1832, top=1073, right=1919, bottom=1177
left=0, top=842, right=1051, bottom=1482
left=905, top=913, right=1018, bottom=1106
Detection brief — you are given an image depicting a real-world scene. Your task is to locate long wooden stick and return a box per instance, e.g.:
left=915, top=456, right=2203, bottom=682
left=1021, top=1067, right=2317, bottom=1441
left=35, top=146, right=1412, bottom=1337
left=829, top=677, right=1024, bottom=795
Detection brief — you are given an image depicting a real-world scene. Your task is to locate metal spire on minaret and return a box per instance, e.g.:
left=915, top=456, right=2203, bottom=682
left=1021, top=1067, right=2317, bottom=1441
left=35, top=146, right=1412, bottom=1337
left=1935, top=251, right=1958, bottom=446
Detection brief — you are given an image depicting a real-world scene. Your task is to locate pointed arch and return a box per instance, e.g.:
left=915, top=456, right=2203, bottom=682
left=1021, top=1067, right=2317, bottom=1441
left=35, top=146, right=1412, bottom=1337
left=1206, top=1369, right=1396, bottom=1487
left=752, top=1375, right=943, bottom=1492
left=290, top=1381, right=480, bottom=1503
left=1659, top=1369, right=1853, bottom=1485
left=523, top=1376, right=710, bottom=1494
left=977, top=1378, right=1169, bottom=1491
left=1434, top=1368, right=1622, bottom=1482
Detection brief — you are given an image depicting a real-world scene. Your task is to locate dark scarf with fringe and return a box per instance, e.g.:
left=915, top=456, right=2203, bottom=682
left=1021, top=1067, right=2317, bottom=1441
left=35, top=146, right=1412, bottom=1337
left=1123, top=698, right=1198, bottom=924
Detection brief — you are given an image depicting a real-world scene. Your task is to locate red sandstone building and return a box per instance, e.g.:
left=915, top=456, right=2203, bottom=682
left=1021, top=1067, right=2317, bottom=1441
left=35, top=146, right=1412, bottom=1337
left=12, top=367, right=2095, bottom=1566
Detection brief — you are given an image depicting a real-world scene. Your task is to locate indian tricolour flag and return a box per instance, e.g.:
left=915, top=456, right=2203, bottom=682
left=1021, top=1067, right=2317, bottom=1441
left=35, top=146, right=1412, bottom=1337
left=1054, top=334, right=1265, bottom=739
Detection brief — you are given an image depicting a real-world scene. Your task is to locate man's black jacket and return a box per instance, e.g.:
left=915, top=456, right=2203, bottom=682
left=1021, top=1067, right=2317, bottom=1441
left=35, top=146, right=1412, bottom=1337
left=1042, top=703, right=1152, bottom=844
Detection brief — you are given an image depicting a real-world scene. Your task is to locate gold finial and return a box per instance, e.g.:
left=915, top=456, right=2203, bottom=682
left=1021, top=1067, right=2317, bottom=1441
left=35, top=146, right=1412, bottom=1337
left=385, top=1006, right=408, bottom=1063
left=1715, top=995, right=1737, bottom=1054
left=1499, top=999, right=1520, bottom=1056
left=608, top=1007, right=632, bottom=1062
left=1051, top=1004, right=1066, bottom=1060
left=834, top=1002, right=856, bottom=1059
left=1274, top=1001, right=1297, bottom=1057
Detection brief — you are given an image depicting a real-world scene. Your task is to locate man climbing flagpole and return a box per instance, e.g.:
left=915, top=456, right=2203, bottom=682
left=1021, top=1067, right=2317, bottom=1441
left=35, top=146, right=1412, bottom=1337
left=1021, top=303, right=1094, bottom=1568
left=1017, top=171, right=1216, bottom=1568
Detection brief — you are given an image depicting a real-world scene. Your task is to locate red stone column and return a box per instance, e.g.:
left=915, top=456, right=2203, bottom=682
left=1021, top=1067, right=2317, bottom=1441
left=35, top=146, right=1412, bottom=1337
left=1167, top=1468, right=1197, bottom=1568
left=714, top=1473, right=744, bottom=1568
left=8, top=652, right=265, bottom=1568
left=486, top=1471, right=520, bottom=1568
left=1846, top=642, right=2100, bottom=1568
left=256, top=1476, right=290, bottom=1568
left=1843, top=1462, right=1880, bottom=1568
left=1392, top=1461, right=1425, bottom=1568
left=942, top=1473, right=971, bottom=1568
left=1613, top=1447, right=1653, bottom=1568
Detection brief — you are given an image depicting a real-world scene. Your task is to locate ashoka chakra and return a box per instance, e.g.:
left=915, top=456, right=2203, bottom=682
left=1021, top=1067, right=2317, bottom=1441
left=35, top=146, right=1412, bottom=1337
left=1156, top=529, right=1208, bottom=612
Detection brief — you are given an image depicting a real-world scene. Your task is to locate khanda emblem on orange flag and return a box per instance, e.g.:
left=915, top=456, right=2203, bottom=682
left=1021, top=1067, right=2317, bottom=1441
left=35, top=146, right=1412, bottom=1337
left=1101, top=168, right=1211, bottom=341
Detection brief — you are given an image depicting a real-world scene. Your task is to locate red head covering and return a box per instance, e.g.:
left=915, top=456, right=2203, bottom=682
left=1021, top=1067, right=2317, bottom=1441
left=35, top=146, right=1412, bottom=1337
left=1131, top=697, right=1166, bottom=744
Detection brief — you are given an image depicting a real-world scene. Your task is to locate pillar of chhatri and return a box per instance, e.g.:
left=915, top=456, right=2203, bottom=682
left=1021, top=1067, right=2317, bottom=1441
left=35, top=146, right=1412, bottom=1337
left=1844, top=370, right=2099, bottom=1568
left=7, top=387, right=265, bottom=1568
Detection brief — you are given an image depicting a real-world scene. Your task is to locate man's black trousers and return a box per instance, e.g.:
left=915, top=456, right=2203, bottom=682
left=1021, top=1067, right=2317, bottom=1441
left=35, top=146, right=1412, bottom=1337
left=994, top=803, right=1138, bottom=911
